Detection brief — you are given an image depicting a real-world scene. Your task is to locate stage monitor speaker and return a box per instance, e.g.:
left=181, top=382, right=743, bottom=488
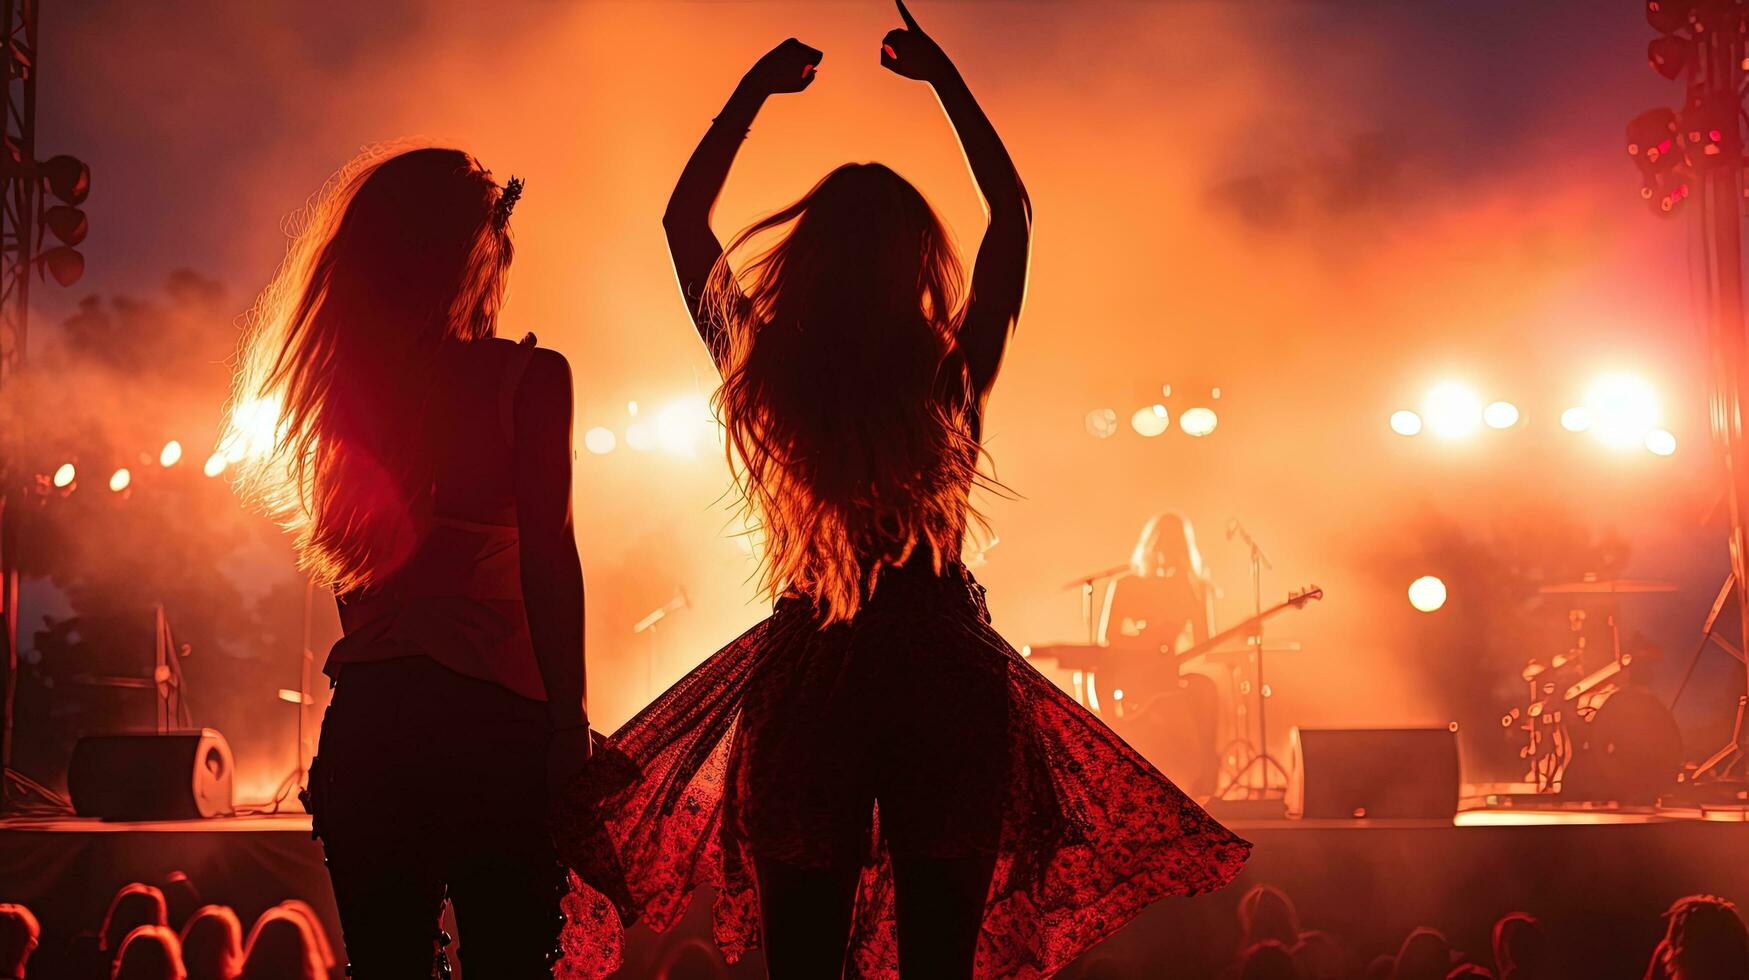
left=68, top=729, right=235, bottom=821
left=1286, top=726, right=1459, bottom=820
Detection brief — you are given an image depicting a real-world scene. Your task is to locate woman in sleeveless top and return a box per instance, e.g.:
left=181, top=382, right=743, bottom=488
left=224, top=147, right=588, bottom=978
left=551, top=5, right=1249, bottom=978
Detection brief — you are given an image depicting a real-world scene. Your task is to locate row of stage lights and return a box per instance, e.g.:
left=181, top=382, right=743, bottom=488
left=1387, top=374, right=1678, bottom=457
left=1086, top=386, right=1222, bottom=440
left=44, top=439, right=232, bottom=496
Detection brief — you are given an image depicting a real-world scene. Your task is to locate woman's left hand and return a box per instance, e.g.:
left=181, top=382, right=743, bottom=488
left=880, top=0, right=951, bottom=83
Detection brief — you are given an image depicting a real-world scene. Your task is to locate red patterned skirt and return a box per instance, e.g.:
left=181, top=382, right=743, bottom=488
left=551, top=563, right=1250, bottom=978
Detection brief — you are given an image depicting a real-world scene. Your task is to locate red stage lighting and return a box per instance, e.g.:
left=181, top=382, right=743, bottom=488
left=37, top=245, right=83, bottom=286
left=42, top=204, right=86, bottom=246
left=1646, top=0, right=1696, bottom=35
left=39, top=154, right=89, bottom=205
left=1648, top=35, right=1692, bottom=79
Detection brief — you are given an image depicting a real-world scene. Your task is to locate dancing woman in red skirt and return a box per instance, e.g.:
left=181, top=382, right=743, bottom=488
left=553, top=4, right=1250, bottom=977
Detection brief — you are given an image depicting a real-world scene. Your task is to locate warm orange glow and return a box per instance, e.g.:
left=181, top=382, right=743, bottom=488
left=109, top=468, right=131, bottom=493
left=1408, top=575, right=1447, bottom=612
left=1482, top=401, right=1519, bottom=429
left=52, top=463, right=75, bottom=488
left=159, top=439, right=183, bottom=467
left=1645, top=428, right=1677, bottom=456
left=203, top=452, right=227, bottom=478
left=1422, top=382, right=1482, bottom=439
left=220, top=393, right=285, bottom=463
left=1560, top=406, right=1592, bottom=432
left=1584, top=373, right=1659, bottom=449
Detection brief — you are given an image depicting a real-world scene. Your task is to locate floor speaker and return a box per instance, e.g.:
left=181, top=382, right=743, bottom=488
left=68, top=729, right=235, bottom=821
left=1287, top=726, right=1459, bottom=820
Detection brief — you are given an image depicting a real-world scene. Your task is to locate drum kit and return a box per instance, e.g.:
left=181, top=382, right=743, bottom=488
left=1505, top=576, right=1684, bottom=805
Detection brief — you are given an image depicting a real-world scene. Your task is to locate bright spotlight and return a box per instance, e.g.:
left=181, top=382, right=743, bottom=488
left=159, top=440, right=182, bottom=467
left=1645, top=428, right=1677, bottom=456
left=109, top=468, right=131, bottom=493
left=202, top=453, right=226, bottom=478
left=1584, top=373, right=1659, bottom=449
left=656, top=395, right=715, bottom=456
left=1130, top=404, right=1169, bottom=438
left=1408, top=575, right=1447, bottom=613
left=1560, top=407, right=1592, bottom=432
left=52, top=463, right=75, bottom=488
left=624, top=422, right=655, bottom=452
left=1180, top=406, right=1218, bottom=437
left=1483, top=401, right=1520, bottom=429
left=1389, top=410, right=1424, bottom=436
left=1423, top=382, right=1483, bottom=439
left=1084, top=408, right=1118, bottom=439
left=583, top=426, right=617, bottom=455
left=222, top=394, right=285, bottom=463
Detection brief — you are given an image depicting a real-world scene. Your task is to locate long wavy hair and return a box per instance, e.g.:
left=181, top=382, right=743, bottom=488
left=708, top=163, right=984, bottom=623
left=222, top=146, right=514, bottom=594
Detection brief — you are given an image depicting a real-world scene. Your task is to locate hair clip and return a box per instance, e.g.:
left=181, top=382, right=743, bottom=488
left=493, top=176, right=524, bottom=229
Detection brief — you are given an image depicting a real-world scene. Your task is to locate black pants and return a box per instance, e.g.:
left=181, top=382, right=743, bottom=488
left=307, top=656, right=564, bottom=979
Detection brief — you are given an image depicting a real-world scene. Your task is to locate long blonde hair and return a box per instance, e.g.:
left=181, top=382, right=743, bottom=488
left=709, top=163, right=984, bottom=623
left=223, top=146, right=514, bottom=594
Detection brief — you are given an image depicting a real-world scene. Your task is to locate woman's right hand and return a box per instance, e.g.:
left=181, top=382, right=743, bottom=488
left=747, top=38, right=823, bottom=95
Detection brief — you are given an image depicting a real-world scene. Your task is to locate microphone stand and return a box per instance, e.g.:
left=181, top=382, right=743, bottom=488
left=1221, top=521, right=1289, bottom=801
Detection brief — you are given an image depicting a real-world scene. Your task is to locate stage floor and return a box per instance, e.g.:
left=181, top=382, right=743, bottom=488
left=3, top=806, right=1745, bottom=979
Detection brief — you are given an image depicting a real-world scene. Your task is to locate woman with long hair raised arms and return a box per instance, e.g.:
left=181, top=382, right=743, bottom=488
left=225, top=146, right=587, bottom=977
left=553, top=3, right=1249, bottom=977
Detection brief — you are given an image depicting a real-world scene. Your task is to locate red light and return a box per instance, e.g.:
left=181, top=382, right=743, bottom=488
left=1657, top=138, right=1673, bottom=154
left=883, top=44, right=896, bottom=59
left=1711, top=129, right=1724, bottom=142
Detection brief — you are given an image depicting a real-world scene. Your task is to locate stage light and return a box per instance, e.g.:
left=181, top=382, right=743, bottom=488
left=159, top=440, right=182, bottom=467
left=1084, top=408, right=1118, bottom=439
left=1180, top=407, right=1218, bottom=437
left=1483, top=401, right=1520, bottom=429
left=625, top=422, right=655, bottom=452
left=1408, top=575, right=1447, bottom=613
left=1130, top=404, right=1169, bottom=438
left=52, top=463, right=74, bottom=488
left=1584, top=373, right=1659, bottom=449
left=1646, top=428, right=1677, bottom=456
left=1423, top=382, right=1483, bottom=439
left=109, top=468, right=131, bottom=493
left=656, top=395, right=715, bottom=456
left=1389, top=410, right=1423, bottom=436
left=202, top=453, right=225, bottom=478
left=1646, top=1, right=1696, bottom=35
left=1560, top=407, right=1592, bottom=432
left=583, top=426, right=617, bottom=455
left=1648, top=35, right=1692, bottom=79
left=222, top=394, right=284, bottom=463
left=1626, top=108, right=1689, bottom=215
left=40, top=154, right=90, bottom=205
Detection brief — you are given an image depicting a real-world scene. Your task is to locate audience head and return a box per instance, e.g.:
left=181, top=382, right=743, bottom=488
left=267, top=903, right=332, bottom=971
left=179, top=906, right=243, bottom=980
left=1238, top=884, right=1303, bottom=948
left=1240, top=940, right=1304, bottom=980
left=113, top=925, right=187, bottom=980
left=1445, top=967, right=1494, bottom=980
left=1293, top=929, right=1350, bottom=980
left=0, top=903, right=40, bottom=977
left=103, top=884, right=169, bottom=957
left=1492, top=912, right=1548, bottom=980
left=239, top=907, right=324, bottom=980
left=159, top=873, right=202, bottom=934
left=1660, top=894, right=1749, bottom=980
left=1393, top=927, right=1454, bottom=980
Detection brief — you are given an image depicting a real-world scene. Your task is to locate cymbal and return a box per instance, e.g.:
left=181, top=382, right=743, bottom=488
left=1537, top=579, right=1677, bottom=595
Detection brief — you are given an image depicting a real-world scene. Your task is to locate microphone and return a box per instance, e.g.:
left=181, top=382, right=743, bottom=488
left=1226, top=518, right=1240, bottom=541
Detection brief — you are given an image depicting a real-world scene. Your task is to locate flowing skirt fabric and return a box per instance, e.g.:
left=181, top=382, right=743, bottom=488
left=552, top=564, right=1250, bottom=979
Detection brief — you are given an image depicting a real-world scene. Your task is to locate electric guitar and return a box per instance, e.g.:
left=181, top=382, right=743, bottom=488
left=1167, top=585, right=1323, bottom=667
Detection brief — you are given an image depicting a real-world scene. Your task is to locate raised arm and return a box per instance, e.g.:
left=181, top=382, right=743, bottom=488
left=882, top=0, right=1032, bottom=402
left=513, top=347, right=590, bottom=784
left=663, top=38, right=822, bottom=368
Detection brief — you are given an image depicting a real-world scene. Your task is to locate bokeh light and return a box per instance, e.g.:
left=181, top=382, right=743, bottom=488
left=1408, top=575, right=1447, bottom=613
left=655, top=394, right=716, bottom=456
left=584, top=426, right=617, bottom=455
left=1483, top=401, right=1519, bottom=429
left=1645, top=428, right=1677, bottom=457
left=1560, top=406, right=1592, bottom=432
left=159, top=440, right=182, bottom=467
left=1130, top=404, right=1169, bottom=438
left=221, top=393, right=285, bottom=463
left=1180, top=406, right=1218, bottom=437
left=109, top=468, right=131, bottom=493
left=624, top=422, right=655, bottom=452
left=1584, top=373, right=1660, bottom=449
left=1423, top=382, right=1483, bottom=439
left=1084, top=408, right=1118, bottom=439
left=52, top=463, right=75, bottom=488
left=202, top=453, right=226, bottom=478
left=1389, top=410, right=1423, bottom=436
